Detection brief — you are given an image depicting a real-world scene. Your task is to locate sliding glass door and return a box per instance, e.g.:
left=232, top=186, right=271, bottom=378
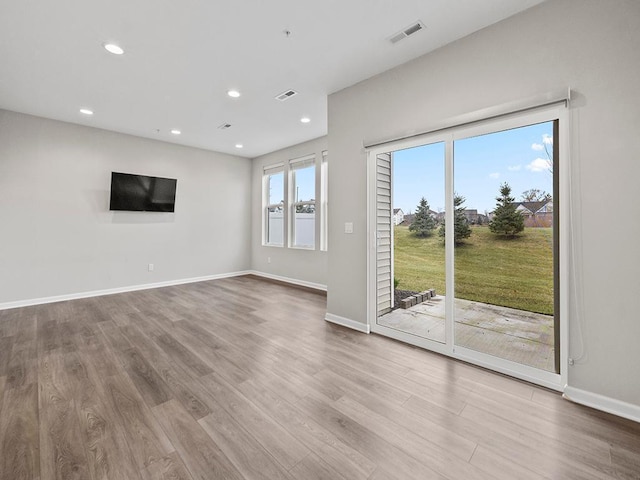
left=376, top=142, right=447, bottom=344
left=369, top=103, right=566, bottom=389
left=453, top=120, right=558, bottom=373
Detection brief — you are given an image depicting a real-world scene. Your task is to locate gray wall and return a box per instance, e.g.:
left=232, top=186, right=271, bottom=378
left=251, top=136, right=328, bottom=287
left=0, top=110, right=251, bottom=304
left=326, top=0, right=640, bottom=406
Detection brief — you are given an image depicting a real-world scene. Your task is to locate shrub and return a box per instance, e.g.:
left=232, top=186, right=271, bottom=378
left=409, top=197, right=436, bottom=237
left=489, top=183, right=524, bottom=237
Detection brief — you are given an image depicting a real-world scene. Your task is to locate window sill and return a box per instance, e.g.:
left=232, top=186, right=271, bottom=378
left=290, top=245, right=316, bottom=251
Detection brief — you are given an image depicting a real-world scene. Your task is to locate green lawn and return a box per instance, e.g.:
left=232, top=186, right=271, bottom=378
left=394, top=225, right=554, bottom=314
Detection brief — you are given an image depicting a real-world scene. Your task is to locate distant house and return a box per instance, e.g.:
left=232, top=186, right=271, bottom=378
left=463, top=209, right=478, bottom=220
left=399, top=209, right=439, bottom=227
left=393, top=208, right=404, bottom=225
left=400, top=213, right=415, bottom=226
left=461, top=209, right=488, bottom=225
left=514, top=201, right=553, bottom=216
left=488, top=200, right=553, bottom=227
left=515, top=200, right=553, bottom=227
left=426, top=209, right=487, bottom=225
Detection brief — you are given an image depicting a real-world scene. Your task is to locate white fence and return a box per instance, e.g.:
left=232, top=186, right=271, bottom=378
left=268, top=212, right=315, bottom=246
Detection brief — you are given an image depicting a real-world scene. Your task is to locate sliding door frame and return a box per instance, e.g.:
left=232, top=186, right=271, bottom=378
left=367, top=102, right=569, bottom=391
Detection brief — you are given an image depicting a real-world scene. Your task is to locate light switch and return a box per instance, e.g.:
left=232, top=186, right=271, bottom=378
left=344, top=222, right=353, bottom=234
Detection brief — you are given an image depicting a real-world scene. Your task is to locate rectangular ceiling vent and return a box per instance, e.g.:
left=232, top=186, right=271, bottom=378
left=217, top=123, right=232, bottom=130
left=389, top=21, right=425, bottom=44
left=275, top=89, right=298, bottom=101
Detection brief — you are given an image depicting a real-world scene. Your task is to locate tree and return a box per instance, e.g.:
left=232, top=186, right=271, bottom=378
left=295, top=204, right=315, bottom=213
left=409, top=197, right=436, bottom=237
left=521, top=189, right=552, bottom=203
left=489, top=183, right=524, bottom=237
left=438, top=194, right=472, bottom=244
left=542, top=133, right=554, bottom=175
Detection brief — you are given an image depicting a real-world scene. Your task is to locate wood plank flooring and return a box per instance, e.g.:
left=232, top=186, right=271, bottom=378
left=0, top=275, right=639, bottom=480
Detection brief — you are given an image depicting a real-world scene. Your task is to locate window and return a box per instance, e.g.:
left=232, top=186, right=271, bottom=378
left=289, top=155, right=316, bottom=248
left=263, top=164, right=284, bottom=246
left=262, top=151, right=327, bottom=251
left=320, top=151, right=328, bottom=251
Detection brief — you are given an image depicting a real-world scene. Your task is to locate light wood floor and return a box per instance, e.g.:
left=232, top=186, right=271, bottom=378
left=1, top=276, right=639, bottom=480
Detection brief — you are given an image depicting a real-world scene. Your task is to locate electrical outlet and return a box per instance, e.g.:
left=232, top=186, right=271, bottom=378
left=344, top=222, right=354, bottom=234
left=148, top=263, right=154, bottom=272
left=267, top=257, right=271, bottom=264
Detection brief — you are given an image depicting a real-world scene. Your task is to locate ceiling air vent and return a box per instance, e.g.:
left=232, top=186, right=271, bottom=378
left=389, top=21, right=425, bottom=44
left=217, top=123, right=232, bottom=130
left=275, top=89, right=298, bottom=101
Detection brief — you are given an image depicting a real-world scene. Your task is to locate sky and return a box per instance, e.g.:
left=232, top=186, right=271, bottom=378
left=267, top=164, right=315, bottom=205
left=293, top=165, right=315, bottom=202
left=393, top=121, right=554, bottom=214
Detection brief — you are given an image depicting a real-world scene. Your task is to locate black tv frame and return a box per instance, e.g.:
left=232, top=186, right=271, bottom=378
left=109, top=172, right=177, bottom=212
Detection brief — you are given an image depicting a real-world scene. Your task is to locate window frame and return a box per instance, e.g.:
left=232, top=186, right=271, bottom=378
left=289, top=154, right=316, bottom=249
left=263, top=164, right=285, bottom=247
left=320, top=151, right=328, bottom=251
left=366, top=101, right=569, bottom=392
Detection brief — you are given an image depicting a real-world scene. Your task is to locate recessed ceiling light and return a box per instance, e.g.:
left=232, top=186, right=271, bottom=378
left=170, top=129, right=181, bottom=135
left=300, top=117, right=311, bottom=123
left=235, top=144, right=243, bottom=149
left=104, top=43, right=124, bottom=55
left=227, top=90, right=241, bottom=98
left=80, top=108, right=94, bottom=115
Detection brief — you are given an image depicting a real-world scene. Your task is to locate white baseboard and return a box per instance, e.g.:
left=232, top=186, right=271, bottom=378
left=563, top=386, right=640, bottom=424
left=325, top=313, right=370, bottom=334
left=0, top=270, right=252, bottom=311
left=248, top=270, right=327, bottom=292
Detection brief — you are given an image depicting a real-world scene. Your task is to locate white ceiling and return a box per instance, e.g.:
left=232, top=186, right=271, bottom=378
left=0, top=0, right=544, bottom=158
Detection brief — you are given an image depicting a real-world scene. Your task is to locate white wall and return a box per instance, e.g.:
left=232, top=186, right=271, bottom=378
left=0, top=110, right=252, bottom=305
left=327, top=0, right=640, bottom=409
left=251, top=137, right=328, bottom=288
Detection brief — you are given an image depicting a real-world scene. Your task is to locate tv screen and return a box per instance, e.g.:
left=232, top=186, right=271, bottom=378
left=109, top=172, right=177, bottom=212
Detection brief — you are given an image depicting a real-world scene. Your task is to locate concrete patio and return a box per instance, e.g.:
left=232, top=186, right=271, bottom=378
left=378, top=295, right=555, bottom=372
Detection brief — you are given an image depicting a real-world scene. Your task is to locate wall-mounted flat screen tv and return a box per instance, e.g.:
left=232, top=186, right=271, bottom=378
left=109, top=172, right=177, bottom=212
